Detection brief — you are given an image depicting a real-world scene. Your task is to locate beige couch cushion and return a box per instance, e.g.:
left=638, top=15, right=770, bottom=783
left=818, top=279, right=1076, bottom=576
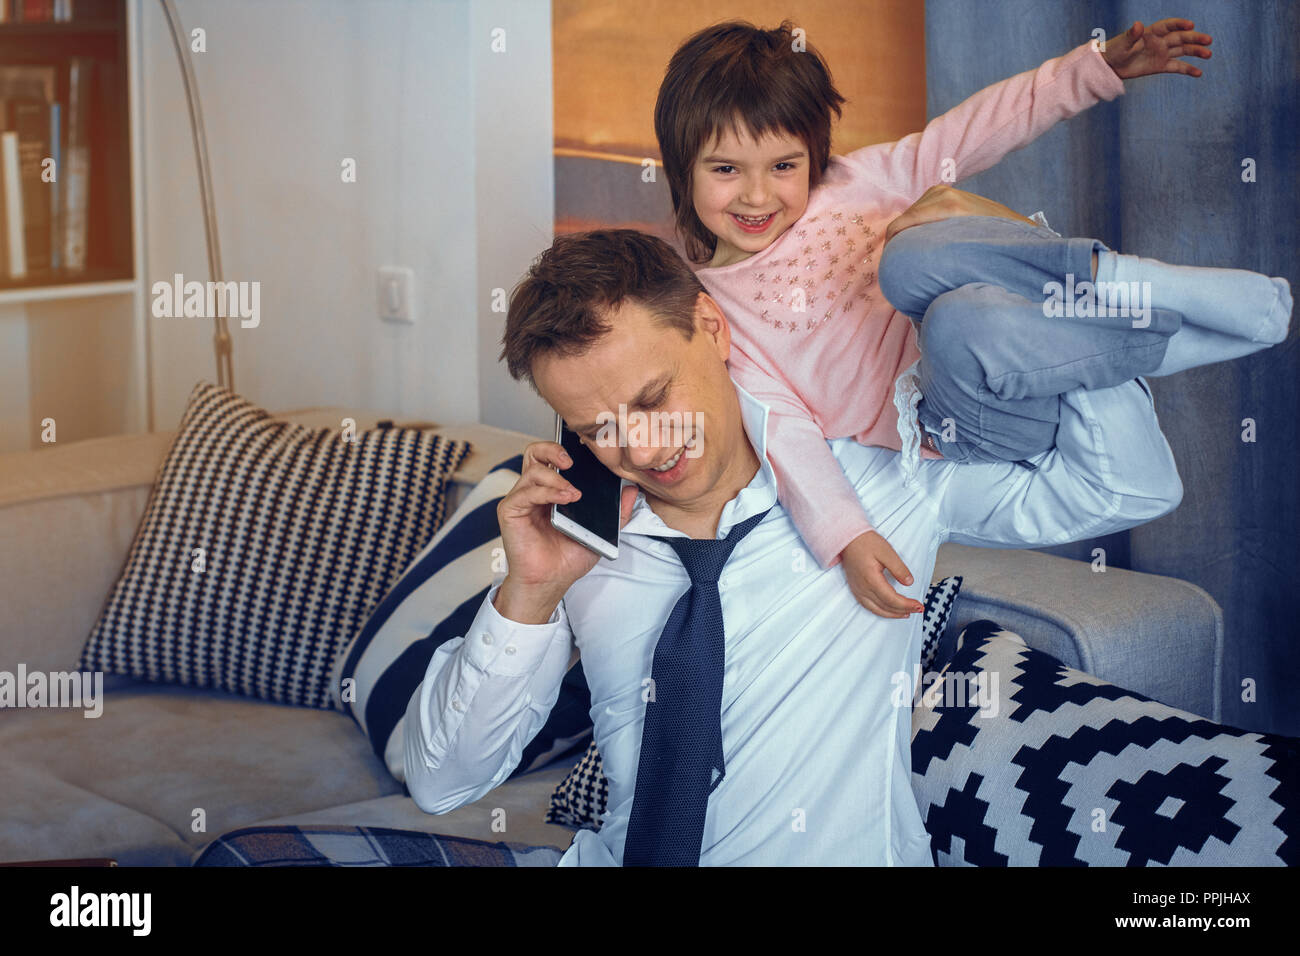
left=0, top=681, right=399, bottom=864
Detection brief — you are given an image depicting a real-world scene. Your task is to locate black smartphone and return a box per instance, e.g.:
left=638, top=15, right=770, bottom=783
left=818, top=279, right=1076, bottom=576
left=551, top=414, right=622, bottom=560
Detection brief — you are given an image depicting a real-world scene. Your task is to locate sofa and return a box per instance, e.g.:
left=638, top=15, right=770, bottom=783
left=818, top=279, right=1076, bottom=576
left=0, top=404, right=1226, bottom=866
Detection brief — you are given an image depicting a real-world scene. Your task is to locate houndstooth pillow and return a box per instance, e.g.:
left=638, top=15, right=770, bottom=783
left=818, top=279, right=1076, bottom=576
left=79, top=381, right=470, bottom=710
left=545, top=739, right=609, bottom=832
left=913, top=620, right=1300, bottom=866
left=546, top=575, right=963, bottom=830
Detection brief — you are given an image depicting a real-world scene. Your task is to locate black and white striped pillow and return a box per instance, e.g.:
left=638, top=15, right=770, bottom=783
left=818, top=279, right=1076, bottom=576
left=332, top=455, right=595, bottom=785
left=78, top=381, right=469, bottom=710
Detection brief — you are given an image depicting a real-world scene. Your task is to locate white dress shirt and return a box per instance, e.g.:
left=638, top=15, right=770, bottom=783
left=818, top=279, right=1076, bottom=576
left=404, top=374, right=1180, bottom=865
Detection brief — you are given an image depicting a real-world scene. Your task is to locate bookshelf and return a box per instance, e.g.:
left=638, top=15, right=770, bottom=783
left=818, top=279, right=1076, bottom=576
left=0, top=0, right=147, bottom=453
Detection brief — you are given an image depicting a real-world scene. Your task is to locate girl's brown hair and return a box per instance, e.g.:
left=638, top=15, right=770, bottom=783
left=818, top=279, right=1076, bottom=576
left=654, top=19, right=846, bottom=264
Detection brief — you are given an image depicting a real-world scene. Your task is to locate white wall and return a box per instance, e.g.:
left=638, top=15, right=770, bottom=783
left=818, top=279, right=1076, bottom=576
left=472, top=0, right=557, bottom=439
left=141, top=0, right=554, bottom=435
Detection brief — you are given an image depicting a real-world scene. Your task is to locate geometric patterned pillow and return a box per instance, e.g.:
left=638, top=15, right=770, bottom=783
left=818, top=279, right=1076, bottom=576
left=331, top=455, right=595, bottom=786
left=544, top=575, right=966, bottom=832
left=919, top=575, right=962, bottom=672
left=78, top=381, right=469, bottom=710
left=912, top=620, right=1300, bottom=866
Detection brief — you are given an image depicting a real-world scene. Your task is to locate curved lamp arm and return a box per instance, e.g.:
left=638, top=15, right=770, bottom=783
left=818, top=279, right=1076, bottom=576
left=157, top=0, right=232, bottom=389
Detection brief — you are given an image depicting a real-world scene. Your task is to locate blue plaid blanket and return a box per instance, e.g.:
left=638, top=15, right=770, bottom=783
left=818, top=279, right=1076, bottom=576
left=193, top=825, right=566, bottom=867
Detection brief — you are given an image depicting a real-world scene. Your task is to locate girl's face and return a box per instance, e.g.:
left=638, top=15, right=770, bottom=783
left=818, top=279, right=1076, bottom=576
left=691, top=123, right=811, bottom=269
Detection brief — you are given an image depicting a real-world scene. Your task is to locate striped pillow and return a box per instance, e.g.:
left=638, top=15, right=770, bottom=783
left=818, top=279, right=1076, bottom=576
left=332, top=455, right=595, bottom=785
left=79, top=381, right=469, bottom=710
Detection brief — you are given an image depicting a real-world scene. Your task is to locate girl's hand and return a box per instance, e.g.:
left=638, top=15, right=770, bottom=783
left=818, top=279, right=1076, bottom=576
left=840, top=531, right=926, bottom=620
left=884, top=184, right=1034, bottom=243
left=1101, top=19, right=1212, bottom=80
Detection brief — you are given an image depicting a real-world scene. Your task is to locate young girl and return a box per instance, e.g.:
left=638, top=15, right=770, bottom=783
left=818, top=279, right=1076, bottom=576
left=653, top=18, right=1290, bottom=619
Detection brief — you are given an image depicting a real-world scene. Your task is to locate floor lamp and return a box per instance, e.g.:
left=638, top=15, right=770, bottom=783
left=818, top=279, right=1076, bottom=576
left=156, top=0, right=232, bottom=390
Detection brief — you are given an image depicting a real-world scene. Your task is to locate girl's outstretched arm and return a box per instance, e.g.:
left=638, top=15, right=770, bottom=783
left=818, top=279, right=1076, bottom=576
left=844, top=40, right=1124, bottom=203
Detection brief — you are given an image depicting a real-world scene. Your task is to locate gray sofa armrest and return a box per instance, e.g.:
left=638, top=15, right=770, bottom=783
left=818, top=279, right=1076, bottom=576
left=933, top=542, right=1224, bottom=722
left=0, top=433, right=169, bottom=675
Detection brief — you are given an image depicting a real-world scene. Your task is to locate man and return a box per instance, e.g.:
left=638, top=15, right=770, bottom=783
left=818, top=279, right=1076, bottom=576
left=402, top=218, right=1183, bottom=866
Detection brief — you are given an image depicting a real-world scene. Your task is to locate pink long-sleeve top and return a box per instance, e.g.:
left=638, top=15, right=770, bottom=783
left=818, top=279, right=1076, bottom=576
left=695, top=41, right=1125, bottom=569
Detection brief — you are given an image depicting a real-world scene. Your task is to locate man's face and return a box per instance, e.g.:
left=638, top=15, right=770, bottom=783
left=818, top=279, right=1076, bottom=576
left=533, top=294, right=747, bottom=511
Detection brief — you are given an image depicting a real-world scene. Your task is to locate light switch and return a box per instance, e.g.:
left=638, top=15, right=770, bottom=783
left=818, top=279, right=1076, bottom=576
left=378, top=266, right=416, bottom=324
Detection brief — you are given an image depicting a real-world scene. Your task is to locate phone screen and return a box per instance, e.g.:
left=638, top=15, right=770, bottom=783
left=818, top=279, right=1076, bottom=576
left=556, top=420, right=621, bottom=549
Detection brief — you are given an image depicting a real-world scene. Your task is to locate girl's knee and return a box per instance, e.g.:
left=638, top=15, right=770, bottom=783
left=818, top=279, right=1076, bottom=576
left=919, top=284, right=1016, bottom=386
left=880, top=226, right=952, bottom=318
left=881, top=220, right=998, bottom=318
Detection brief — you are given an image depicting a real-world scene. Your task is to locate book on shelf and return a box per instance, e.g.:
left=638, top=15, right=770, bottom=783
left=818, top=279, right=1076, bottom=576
left=0, top=58, right=93, bottom=282
left=1, top=129, right=23, bottom=277
left=1, top=0, right=123, bottom=24
left=63, top=55, right=90, bottom=273
left=1, top=0, right=120, bottom=24
left=10, top=98, right=53, bottom=273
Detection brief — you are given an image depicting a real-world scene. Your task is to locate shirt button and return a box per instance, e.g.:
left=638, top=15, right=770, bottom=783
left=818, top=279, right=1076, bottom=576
left=482, top=633, right=493, bottom=645
left=504, top=645, right=517, bottom=655
left=451, top=698, right=464, bottom=711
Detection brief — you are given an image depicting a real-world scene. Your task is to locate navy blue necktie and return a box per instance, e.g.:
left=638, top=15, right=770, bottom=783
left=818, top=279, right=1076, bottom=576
left=623, top=506, right=771, bottom=866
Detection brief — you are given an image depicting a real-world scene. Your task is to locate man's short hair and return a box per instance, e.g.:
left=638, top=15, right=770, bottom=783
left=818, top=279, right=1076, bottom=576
left=500, top=229, right=706, bottom=391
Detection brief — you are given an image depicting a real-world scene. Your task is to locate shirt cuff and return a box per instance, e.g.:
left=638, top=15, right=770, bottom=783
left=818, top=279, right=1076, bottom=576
left=1075, top=39, right=1126, bottom=100
left=817, top=516, right=877, bottom=570
left=460, top=580, right=569, bottom=678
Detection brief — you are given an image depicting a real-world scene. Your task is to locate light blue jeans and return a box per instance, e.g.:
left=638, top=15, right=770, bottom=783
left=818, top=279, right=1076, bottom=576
left=879, top=215, right=1182, bottom=466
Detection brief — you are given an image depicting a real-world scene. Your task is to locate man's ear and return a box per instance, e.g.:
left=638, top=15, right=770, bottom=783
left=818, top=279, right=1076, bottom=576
left=694, top=292, right=731, bottom=359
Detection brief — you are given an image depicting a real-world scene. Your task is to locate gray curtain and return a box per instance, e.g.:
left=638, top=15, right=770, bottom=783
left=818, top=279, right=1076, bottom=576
left=926, top=0, right=1299, bottom=735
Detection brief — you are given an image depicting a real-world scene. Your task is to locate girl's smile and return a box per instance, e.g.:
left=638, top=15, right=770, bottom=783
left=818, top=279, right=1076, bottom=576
left=730, top=212, right=777, bottom=233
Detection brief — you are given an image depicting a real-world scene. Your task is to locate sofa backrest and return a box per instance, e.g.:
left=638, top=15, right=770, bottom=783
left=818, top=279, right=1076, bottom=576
left=0, top=409, right=541, bottom=676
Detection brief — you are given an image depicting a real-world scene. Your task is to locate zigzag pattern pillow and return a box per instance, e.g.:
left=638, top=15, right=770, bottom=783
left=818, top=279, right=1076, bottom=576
left=79, top=381, right=469, bottom=710
left=919, top=575, right=962, bottom=673
left=913, top=620, right=1300, bottom=866
left=332, top=455, right=595, bottom=786
left=545, top=576, right=964, bottom=830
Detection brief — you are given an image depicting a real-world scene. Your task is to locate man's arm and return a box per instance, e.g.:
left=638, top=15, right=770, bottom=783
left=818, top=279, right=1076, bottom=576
left=936, top=379, right=1183, bottom=549
left=403, top=580, right=576, bottom=814
left=844, top=41, right=1124, bottom=201
left=403, top=437, right=639, bottom=814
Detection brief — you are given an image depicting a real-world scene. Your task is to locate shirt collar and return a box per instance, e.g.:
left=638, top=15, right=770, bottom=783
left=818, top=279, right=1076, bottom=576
left=620, top=377, right=778, bottom=539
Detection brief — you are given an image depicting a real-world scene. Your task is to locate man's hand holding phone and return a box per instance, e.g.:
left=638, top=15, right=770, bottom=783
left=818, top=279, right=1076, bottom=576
left=493, top=440, right=639, bottom=625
